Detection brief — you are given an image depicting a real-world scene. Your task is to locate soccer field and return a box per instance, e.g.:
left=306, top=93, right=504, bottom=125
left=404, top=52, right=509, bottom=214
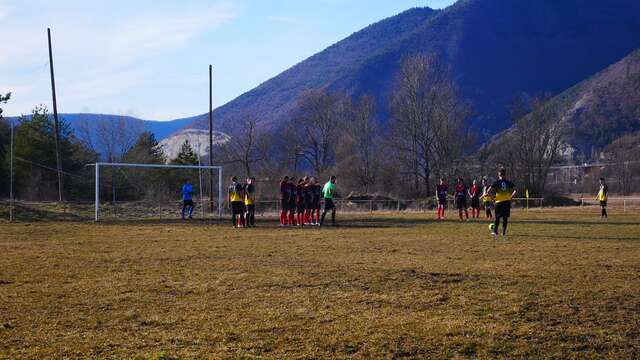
left=1, top=209, right=639, bottom=358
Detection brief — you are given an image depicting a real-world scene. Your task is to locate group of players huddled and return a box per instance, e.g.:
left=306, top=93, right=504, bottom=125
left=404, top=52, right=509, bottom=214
left=278, top=175, right=338, bottom=227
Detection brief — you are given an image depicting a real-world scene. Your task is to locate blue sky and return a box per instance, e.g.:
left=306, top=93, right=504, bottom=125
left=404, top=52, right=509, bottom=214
left=1, top=0, right=456, bottom=120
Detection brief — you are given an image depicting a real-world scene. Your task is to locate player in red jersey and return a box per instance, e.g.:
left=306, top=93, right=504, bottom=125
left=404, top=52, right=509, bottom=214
left=435, top=178, right=448, bottom=220
left=296, top=178, right=306, bottom=226
left=302, top=177, right=313, bottom=225
left=312, top=178, right=322, bottom=225
left=454, top=177, right=469, bottom=221
left=287, top=177, right=297, bottom=226
left=469, top=179, right=481, bottom=219
left=279, top=176, right=289, bottom=226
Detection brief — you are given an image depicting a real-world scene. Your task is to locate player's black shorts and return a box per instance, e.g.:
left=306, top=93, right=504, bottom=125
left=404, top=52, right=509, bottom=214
left=312, top=200, right=321, bottom=210
left=288, top=200, right=297, bottom=213
left=183, top=199, right=194, bottom=207
left=600, top=200, right=607, bottom=207
left=297, top=201, right=305, bottom=213
left=437, top=196, right=447, bottom=206
left=281, top=199, right=289, bottom=211
left=495, top=201, right=511, bottom=218
left=471, top=197, right=480, bottom=209
left=246, top=204, right=255, bottom=213
left=231, top=201, right=244, bottom=215
left=324, top=198, right=335, bottom=211
left=483, top=200, right=493, bottom=209
left=456, top=196, right=467, bottom=210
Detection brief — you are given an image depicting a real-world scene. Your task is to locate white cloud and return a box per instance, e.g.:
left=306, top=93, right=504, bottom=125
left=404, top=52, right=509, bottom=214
left=0, top=1, right=239, bottom=118
left=106, top=3, right=237, bottom=63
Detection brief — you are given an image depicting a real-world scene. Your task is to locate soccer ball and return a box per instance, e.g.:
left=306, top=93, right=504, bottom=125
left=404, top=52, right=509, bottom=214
left=489, top=223, right=495, bottom=232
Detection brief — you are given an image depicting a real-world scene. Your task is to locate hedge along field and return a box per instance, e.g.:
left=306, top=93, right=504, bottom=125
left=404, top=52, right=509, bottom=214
left=1, top=209, right=639, bottom=359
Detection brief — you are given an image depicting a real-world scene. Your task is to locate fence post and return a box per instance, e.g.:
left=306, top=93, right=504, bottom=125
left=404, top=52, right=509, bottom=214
left=397, top=200, right=400, bottom=212
left=624, top=199, right=626, bottom=214
left=369, top=200, right=373, bottom=213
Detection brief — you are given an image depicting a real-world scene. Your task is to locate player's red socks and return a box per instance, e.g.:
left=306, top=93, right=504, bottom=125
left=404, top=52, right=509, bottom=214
left=289, top=213, right=295, bottom=226
left=280, top=211, right=286, bottom=225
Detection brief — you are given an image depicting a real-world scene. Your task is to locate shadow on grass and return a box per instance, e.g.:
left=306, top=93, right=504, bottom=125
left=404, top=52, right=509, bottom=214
left=513, top=233, right=640, bottom=241
left=513, top=219, right=640, bottom=227
left=0, top=203, right=90, bottom=222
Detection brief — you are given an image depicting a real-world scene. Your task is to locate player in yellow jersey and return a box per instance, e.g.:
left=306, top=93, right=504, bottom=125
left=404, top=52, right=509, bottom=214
left=228, top=176, right=245, bottom=228
left=596, top=177, right=608, bottom=220
left=489, top=168, right=516, bottom=239
left=244, top=177, right=257, bottom=227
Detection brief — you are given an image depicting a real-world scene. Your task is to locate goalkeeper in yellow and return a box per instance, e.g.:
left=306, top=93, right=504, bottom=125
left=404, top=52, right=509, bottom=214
left=489, top=168, right=517, bottom=239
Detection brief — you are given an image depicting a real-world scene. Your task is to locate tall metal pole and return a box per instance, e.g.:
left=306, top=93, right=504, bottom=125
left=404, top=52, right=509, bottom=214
left=47, top=28, right=64, bottom=202
left=196, top=137, right=205, bottom=219
left=95, top=164, right=100, bottom=221
left=9, top=118, right=14, bottom=222
left=208, top=65, right=215, bottom=215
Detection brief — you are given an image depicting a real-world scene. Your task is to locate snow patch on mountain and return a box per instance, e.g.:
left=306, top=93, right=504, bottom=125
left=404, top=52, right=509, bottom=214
left=158, top=128, right=229, bottom=161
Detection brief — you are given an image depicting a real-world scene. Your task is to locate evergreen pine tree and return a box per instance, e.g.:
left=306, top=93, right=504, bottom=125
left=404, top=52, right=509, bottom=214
left=172, top=140, right=198, bottom=165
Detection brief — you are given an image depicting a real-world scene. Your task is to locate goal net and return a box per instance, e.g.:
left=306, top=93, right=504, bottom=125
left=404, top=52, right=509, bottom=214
left=93, top=162, right=223, bottom=221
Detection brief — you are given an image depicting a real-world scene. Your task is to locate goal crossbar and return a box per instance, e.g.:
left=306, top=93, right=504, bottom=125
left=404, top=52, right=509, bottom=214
left=93, top=162, right=223, bottom=221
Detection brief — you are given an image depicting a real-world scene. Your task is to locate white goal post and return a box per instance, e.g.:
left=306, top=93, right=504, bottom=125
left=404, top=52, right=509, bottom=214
left=93, top=162, right=223, bottom=221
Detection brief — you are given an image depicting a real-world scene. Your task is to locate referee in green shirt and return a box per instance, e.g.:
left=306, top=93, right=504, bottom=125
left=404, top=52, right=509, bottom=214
left=320, top=175, right=337, bottom=227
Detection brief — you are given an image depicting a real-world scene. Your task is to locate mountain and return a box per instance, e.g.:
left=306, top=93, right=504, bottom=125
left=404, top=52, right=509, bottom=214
left=183, top=0, right=640, bottom=141
left=531, top=49, right=640, bottom=158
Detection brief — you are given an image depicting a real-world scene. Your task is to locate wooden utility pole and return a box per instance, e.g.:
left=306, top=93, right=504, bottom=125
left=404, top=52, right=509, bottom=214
left=47, top=28, right=64, bottom=202
left=208, top=65, right=214, bottom=214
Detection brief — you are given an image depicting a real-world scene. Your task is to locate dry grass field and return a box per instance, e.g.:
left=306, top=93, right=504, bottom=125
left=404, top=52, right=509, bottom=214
left=1, top=208, right=639, bottom=359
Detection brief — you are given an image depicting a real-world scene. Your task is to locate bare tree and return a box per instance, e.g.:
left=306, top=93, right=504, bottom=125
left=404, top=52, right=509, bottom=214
left=218, top=112, right=270, bottom=177
left=491, top=96, right=567, bottom=196
left=335, top=94, right=380, bottom=192
left=605, top=132, right=640, bottom=195
left=388, top=53, right=468, bottom=196
left=289, top=89, right=347, bottom=176
left=76, top=115, right=143, bottom=161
